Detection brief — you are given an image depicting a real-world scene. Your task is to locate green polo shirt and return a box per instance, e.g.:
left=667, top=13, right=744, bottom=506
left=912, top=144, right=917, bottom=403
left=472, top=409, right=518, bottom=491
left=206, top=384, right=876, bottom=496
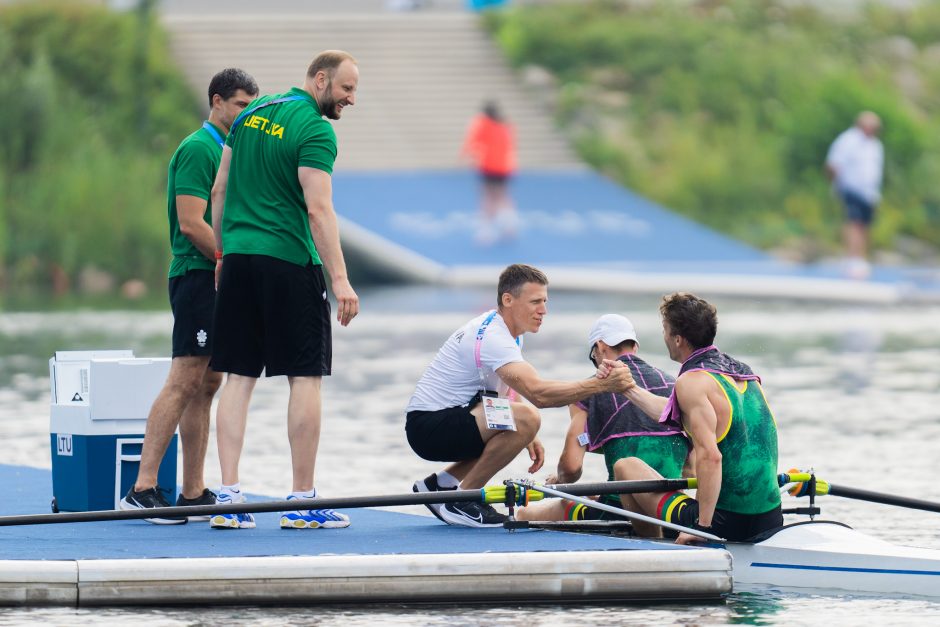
left=222, top=87, right=337, bottom=266
left=166, top=121, right=224, bottom=278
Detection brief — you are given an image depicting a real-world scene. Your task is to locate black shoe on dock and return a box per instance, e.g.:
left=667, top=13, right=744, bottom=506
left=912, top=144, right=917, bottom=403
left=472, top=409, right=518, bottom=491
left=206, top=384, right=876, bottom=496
left=440, top=500, right=507, bottom=528
left=176, top=488, right=217, bottom=522
left=413, top=474, right=456, bottom=523
left=120, top=486, right=186, bottom=525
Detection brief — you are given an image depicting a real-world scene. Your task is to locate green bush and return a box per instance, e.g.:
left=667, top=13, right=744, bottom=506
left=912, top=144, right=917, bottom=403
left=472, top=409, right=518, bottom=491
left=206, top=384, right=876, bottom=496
left=0, top=1, right=200, bottom=300
left=487, top=0, right=940, bottom=254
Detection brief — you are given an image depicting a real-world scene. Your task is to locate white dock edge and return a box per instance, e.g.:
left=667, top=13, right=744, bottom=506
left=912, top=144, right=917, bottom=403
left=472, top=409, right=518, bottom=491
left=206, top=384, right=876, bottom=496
left=1, top=550, right=732, bottom=606
left=0, top=560, right=78, bottom=606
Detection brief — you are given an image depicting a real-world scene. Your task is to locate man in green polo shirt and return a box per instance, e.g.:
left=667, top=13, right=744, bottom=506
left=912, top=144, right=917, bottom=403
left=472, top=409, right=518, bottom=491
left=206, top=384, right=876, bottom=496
left=209, top=50, right=360, bottom=530
left=121, top=68, right=258, bottom=524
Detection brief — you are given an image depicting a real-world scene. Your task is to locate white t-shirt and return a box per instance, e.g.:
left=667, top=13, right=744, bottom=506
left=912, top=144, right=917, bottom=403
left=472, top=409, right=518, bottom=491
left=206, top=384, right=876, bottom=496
left=406, top=310, right=524, bottom=412
left=826, top=126, right=884, bottom=204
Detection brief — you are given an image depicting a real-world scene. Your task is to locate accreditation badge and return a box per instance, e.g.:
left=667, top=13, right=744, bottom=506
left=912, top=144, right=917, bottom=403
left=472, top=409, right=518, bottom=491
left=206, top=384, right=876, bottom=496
left=482, top=394, right=516, bottom=431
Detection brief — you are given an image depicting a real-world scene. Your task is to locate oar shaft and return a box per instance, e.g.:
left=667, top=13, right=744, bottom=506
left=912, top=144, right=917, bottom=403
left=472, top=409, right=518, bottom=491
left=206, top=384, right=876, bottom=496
left=0, top=478, right=697, bottom=527
left=549, top=478, right=695, bottom=497
left=0, top=490, right=485, bottom=527
left=828, top=484, right=940, bottom=514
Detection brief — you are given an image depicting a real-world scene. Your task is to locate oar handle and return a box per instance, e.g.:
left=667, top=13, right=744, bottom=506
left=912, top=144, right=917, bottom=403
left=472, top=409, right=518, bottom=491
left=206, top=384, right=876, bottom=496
left=779, top=471, right=940, bottom=514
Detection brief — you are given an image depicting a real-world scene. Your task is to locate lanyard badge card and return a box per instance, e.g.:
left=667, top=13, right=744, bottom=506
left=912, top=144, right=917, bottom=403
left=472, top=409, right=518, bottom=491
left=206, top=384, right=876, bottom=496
left=475, top=310, right=517, bottom=432
left=482, top=392, right=516, bottom=431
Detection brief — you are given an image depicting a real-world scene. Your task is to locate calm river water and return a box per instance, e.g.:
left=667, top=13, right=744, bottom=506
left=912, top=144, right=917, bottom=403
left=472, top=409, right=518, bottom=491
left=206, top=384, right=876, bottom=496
left=1, top=286, right=939, bottom=625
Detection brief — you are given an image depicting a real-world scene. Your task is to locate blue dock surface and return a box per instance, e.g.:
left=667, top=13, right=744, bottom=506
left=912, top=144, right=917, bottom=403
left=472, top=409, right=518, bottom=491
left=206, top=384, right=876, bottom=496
left=0, top=464, right=733, bottom=606
left=3, top=464, right=677, bottom=560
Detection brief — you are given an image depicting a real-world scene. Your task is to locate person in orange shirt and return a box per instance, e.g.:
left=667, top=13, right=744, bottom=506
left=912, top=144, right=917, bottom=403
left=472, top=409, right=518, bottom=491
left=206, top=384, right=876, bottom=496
left=462, top=102, right=518, bottom=245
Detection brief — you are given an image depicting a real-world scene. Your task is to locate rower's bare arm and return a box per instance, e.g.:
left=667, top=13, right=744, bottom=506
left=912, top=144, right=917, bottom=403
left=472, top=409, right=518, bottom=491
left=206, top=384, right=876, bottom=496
left=625, top=384, right=669, bottom=422
left=676, top=373, right=722, bottom=527
left=177, top=195, right=215, bottom=261
left=299, top=166, right=359, bottom=326
left=496, top=361, right=633, bottom=409
left=547, top=405, right=588, bottom=484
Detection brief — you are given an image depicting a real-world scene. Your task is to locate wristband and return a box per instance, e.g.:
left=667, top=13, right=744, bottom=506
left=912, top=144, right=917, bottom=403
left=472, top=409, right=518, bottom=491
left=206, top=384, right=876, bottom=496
left=214, top=250, right=223, bottom=260
left=691, top=520, right=712, bottom=533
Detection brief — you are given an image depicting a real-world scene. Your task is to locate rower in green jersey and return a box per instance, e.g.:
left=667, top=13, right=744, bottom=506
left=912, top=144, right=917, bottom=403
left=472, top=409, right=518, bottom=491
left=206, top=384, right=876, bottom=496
left=598, top=292, right=783, bottom=543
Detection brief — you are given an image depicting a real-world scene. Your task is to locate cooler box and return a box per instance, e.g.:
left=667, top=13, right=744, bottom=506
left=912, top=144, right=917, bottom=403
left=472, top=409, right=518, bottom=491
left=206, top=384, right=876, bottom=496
left=49, top=350, right=177, bottom=512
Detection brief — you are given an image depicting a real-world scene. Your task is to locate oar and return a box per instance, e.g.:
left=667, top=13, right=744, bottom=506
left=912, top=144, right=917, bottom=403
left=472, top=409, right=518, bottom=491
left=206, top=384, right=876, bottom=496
left=0, top=478, right=694, bottom=527
left=826, top=484, right=940, bottom=513
left=780, top=472, right=940, bottom=514
left=510, top=480, right=724, bottom=542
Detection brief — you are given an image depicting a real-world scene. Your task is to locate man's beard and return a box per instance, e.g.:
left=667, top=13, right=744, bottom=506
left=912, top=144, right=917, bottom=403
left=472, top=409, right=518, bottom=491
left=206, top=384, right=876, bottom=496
left=320, top=92, right=340, bottom=120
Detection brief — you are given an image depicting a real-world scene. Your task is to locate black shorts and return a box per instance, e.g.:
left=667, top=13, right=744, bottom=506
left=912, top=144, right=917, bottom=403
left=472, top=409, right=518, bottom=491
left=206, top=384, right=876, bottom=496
left=658, top=492, right=783, bottom=542
left=211, top=253, right=331, bottom=378
left=481, top=171, right=510, bottom=186
left=839, top=188, right=876, bottom=225
left=169, top=270, right=215, bottom=357
left=406, top=402, right=485, bottom=463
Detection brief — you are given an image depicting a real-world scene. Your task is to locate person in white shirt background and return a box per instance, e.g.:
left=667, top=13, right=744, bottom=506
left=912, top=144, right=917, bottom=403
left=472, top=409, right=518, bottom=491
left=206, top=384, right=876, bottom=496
left=825, top=111, right=884, bottom=279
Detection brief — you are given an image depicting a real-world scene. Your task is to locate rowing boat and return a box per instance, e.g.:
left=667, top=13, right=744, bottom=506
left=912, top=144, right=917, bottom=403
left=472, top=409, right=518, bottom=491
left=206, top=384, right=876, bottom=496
left=511, top=476, right=940, bottom=598
left=726, top=520, right=940, bottom=597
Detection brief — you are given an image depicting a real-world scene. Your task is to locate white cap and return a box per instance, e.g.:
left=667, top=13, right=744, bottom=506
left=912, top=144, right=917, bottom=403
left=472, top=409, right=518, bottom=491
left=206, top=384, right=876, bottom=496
left=588, top=314, right=639, bottom=351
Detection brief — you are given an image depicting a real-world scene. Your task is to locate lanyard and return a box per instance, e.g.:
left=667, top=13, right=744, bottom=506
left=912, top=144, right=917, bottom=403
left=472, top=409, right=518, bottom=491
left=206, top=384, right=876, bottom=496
left=473, top=310, right=521, bottom=395
left=201, top=121, right=225, bottom=147
left=229, top=95, right=306, bottom=139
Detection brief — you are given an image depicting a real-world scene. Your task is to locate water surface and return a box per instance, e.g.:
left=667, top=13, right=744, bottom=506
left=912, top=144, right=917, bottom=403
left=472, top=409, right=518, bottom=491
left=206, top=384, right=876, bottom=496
left=1, top=287, right=939, bottom=624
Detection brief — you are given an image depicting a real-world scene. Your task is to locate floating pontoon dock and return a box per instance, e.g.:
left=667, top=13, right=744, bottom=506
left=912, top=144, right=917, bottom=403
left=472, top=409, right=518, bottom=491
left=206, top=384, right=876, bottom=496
left=0, top=465, right=731, bottom=607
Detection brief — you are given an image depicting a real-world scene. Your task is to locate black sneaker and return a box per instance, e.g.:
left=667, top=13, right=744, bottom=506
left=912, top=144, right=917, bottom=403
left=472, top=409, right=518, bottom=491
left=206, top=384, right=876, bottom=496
left=439, top=500, right=507, bottom=528
left=176, top=488, right=217, bottom=522
left=413, top=473, right=457, bottom=523
left=119, top=486, right=186, bottom=525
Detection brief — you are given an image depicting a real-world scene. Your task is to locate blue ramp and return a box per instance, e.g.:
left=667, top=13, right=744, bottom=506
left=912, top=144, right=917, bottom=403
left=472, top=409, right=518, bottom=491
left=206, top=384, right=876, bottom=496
left=334, top=170, right=766, bottom=267
left=333, top=170, right=938, bottom=304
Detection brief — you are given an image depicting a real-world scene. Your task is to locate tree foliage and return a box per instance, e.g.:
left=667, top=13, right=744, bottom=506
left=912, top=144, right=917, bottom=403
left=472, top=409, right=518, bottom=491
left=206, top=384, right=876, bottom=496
left=0, top=1, right=200, bottom=297
left=486, top=0, right=940, bottom=254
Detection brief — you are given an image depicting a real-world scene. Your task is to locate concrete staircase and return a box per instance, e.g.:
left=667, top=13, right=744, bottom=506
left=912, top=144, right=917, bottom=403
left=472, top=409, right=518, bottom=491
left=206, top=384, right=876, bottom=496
left=159, top=2, right=580, bottom=171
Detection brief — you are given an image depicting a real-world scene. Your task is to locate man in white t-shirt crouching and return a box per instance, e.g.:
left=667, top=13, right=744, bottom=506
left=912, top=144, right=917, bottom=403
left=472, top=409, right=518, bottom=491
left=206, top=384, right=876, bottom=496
left=404, top=264, right=636, bottom=528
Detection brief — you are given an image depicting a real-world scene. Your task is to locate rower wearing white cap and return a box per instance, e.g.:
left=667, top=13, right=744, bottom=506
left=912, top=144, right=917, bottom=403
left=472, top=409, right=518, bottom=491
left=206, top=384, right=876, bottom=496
left=517, top=314, right=689, bottom=529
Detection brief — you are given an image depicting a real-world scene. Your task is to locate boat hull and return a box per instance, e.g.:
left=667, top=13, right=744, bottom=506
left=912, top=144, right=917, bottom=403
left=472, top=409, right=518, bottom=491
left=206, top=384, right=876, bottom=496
left=727, top=520, right=940, bottom=597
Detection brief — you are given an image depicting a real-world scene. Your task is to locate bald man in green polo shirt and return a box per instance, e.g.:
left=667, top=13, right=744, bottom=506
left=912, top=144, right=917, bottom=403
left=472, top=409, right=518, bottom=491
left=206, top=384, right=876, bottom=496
left=209, top=50, right=360, bottom=530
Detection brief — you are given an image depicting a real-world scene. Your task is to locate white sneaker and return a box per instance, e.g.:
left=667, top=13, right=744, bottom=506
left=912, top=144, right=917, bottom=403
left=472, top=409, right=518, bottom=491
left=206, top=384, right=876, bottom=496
left=209, top=491, right=255, bottom=529
left=279, top=495, right=350, bottom=529
left=845, top=257, right=871, bottom=280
